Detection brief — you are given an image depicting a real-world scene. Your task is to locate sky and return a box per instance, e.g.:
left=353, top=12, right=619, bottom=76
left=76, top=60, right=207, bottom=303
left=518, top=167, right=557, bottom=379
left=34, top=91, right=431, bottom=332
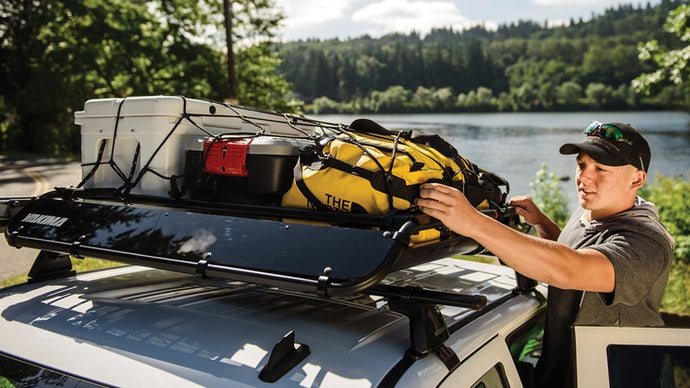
left=273, top=0, right=662, bottom=41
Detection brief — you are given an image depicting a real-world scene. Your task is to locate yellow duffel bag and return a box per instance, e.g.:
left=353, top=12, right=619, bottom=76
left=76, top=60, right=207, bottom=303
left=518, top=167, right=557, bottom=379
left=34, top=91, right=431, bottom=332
left=281, top=119, right=508, bottom=218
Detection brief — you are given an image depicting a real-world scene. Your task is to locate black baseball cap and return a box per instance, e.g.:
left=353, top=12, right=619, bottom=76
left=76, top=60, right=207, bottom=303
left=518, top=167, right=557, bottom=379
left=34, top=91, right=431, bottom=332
left=559, top=122, right=651, bottom=172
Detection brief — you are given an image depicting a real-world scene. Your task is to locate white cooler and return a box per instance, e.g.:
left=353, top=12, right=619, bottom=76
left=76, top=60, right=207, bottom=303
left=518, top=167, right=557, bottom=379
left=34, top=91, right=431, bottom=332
left=74, top=96, right=315, bottom=196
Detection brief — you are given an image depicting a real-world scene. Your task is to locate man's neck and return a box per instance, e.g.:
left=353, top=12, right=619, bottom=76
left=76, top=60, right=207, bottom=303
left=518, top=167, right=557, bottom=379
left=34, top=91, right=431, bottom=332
left=585, top=201, right=636, bottom=222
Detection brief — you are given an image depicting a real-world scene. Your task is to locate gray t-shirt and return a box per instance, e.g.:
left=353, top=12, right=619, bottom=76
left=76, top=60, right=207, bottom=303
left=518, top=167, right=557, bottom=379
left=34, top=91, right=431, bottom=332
left=562, top=197, right=674, bottom=326
left=535, top=197, right=674, bottom=388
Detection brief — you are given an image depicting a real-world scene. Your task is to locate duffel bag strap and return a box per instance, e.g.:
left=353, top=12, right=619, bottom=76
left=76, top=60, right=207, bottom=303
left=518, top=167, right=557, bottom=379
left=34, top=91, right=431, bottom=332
left=292, top=150, right=422, bottom=212
left=319, top=155, right=420, bottom=206
left=349, top=117, right=461, bottom=165
left=293, top=154, right=329, bottom=211
left=350, top=118, right=474, bottom=180
left=349, top=118, right=394, bottom=136
left=292, top=152, right=395, bottom=212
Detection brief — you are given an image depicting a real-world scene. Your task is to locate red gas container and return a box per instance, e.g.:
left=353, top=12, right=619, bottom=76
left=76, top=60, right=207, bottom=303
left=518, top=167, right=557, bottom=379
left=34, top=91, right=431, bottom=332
left=203, top=138, right=252, bottom=176
left=184, top=136, right=304, bottom=205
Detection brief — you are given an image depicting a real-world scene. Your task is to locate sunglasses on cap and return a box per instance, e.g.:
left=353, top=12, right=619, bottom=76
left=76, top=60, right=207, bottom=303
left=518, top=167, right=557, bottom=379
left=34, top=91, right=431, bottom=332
left=584, top=121, right=633, bottom=146
left=584, top=121, right=645, bottom=171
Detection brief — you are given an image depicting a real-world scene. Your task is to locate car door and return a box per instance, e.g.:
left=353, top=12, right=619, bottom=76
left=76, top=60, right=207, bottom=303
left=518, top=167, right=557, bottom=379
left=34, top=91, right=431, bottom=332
left=573, top=326, right=690, bottom=388
left=438, top=335, right=524, bottom=388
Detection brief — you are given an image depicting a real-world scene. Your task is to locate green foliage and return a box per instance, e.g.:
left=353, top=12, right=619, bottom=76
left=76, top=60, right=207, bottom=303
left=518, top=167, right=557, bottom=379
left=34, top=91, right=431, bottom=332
left=236, top=43, right=299, bottom=111
left=529, top=163, right=570, bottom=228
left=641, top=175, right=690, bottom=238
left=278, top=1, right=688, bottom=113
left=0, top=0, right=295, bottom=155
left=640, top=175, right=690, bottom=314
left=559, top=81, right=583, bottom=106
left=663, top=261, right=690, bottom=315
left=312, top=96, right=340, bottom=114
left=0, top=376, right=13, bottom=388
left=633, top=3, right=690, bottom=97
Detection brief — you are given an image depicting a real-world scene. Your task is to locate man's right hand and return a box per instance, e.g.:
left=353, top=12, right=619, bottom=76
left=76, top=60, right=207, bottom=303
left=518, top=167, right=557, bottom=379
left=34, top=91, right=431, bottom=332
left=416, top=182, right=482, bottom=238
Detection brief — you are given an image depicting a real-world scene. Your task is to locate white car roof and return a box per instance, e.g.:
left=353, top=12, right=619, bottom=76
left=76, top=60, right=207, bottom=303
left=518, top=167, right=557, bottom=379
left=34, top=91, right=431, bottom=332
left=0, top=259, right=543, bottom=387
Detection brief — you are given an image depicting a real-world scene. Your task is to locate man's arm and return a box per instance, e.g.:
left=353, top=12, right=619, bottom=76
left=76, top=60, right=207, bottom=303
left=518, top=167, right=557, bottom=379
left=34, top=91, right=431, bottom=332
left=416, top=183, right=615, bottom=293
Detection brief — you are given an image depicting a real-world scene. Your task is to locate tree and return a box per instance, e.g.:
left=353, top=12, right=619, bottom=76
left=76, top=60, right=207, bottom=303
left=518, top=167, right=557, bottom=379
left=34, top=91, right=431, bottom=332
left=0, top=0, right=213, bottom=154
left=475, top=86, right=495, bottom=107
left=0, top=0, right=66, bottom=153
left=237, top=43, right=296, bottom=111
left=337, top=57, right=358, bottom=100
left=632, top=3, right=690, bottom=100
left=355, top=56, right=384, bottom=93
left=431, top=87, right=454, bottom=110
left=219, top=0, right=283, bottom=103
left=223, top=0, right=239, bottom=102
left=276, top=1, right=686, bottom=113
left=412, top=86, right=433, bottom=111
left=0, top=0, right=293, bottom=155
left=464, top=40, right=492, bottom=91
left=585, top=82, right=608, bottom=108
left=558, top=81, right=583, bottom=106
left=311, top=96, right=339, bottom=114
left=512, top=83, right=538, bottom=111
left=305, top=50, right=333, bottom=99
left=538, top=81, right=558, bottom=108
left=375, top=85, right=410, bottom=112
left=530, top=163, right=570, bottom=228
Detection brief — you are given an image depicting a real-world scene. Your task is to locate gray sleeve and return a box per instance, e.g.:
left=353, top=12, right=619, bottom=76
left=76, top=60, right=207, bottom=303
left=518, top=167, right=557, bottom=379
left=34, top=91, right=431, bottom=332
left=588, top=231, right=668, bottom=307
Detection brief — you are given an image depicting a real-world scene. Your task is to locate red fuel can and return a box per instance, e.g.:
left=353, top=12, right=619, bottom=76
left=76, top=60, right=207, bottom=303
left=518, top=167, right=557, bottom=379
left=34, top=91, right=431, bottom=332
left=203, top=138, right=252, bottom=176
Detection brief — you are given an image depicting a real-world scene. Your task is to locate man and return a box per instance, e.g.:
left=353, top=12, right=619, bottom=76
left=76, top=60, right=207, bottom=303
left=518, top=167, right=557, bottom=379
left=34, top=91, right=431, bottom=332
left=415, top=122, right=674, bottom=388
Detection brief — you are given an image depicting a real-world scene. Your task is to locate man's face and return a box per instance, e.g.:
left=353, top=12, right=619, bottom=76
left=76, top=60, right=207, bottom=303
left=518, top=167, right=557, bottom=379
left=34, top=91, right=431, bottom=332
left=575, top=152, right=645, bottom=220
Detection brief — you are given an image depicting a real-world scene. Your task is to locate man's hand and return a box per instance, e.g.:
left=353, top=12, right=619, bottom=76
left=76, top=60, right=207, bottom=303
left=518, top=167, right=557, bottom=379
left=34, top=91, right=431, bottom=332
left=509, top=195, right=548, bottom=226
left=415, top=182, right=482, bottom=238
left=509, top=195, right=561, bottom=240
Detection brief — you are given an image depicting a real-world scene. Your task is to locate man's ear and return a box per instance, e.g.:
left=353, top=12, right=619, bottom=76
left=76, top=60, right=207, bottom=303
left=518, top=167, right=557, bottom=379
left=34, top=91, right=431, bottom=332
left=631, top=170, right=647, bottom=189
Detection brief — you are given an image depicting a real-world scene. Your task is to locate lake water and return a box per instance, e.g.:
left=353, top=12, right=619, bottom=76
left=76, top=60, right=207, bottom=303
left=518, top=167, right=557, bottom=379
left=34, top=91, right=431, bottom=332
left=314, top=111, right=690, bottom=211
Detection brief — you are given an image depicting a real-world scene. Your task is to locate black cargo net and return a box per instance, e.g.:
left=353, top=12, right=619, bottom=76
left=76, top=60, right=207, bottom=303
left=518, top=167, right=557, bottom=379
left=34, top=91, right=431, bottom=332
left=77, top=96, right=346, bottom=197
left=76, top=96, right=503, bottom=214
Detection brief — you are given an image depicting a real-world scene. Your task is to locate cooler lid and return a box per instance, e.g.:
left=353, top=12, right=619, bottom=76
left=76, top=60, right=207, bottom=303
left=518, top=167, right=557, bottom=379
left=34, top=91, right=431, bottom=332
left=248, top=137, right=305, bottom=156
left=185, top=136, right=305, bottom=156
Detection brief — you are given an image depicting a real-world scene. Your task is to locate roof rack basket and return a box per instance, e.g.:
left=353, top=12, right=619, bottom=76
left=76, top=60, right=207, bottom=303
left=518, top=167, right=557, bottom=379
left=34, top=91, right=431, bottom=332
left=3, top=187, right=537, bottom=365
left=4, top=186, right=523, bottom=296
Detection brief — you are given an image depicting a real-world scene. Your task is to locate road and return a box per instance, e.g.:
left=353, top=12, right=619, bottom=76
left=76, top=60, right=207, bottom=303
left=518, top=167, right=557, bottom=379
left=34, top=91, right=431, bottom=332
left=0, top=156, right=82, bottom=283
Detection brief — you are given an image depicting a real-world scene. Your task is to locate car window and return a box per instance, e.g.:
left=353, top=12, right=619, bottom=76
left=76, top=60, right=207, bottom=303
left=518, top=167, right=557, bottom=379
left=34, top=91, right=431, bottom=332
left=440, top=335, right=522, bottom=388
left=607, top=344, right=690, bottom=388
left=0, top=353, right=101, bottom=388
left=508, top=317, right=544, bottom=366
left=471, top=363, right=508, bottom=388
left=506, top=314, right=545, bottom=388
